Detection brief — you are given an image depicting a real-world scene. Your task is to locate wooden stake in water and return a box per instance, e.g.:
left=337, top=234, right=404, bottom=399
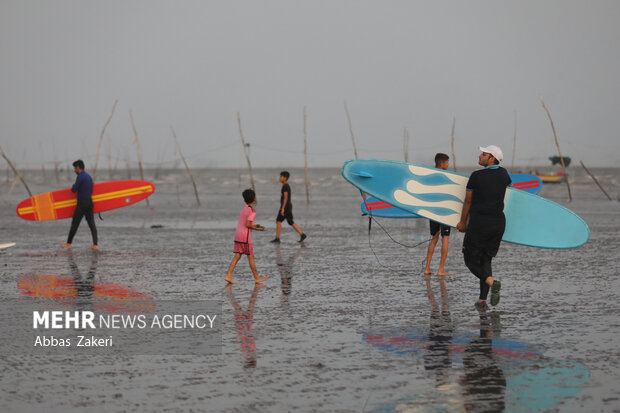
left=451, top=118, right=457, bottom=172
left=344, top=100, right=359, bottom=159
left=0, top=145, right=32, bottom=197
left=39, top=142, right=46, bottom=182
left=580, top=161, right=612, bottom=200
left=344, top=100, right=365, bottom=201
left=511, top=110, right=517, bottom=173
left=403, top=128, right=410, bottom=162
left=303, top=106, right=310, bottom=205
left=237, top=112, right=255, bottom=191
left=539, top=96, right=572, bottom=201
left=93, top=100, right=118, bottom=181
left=65, top=151, right=71, bottom=181
left=171, top=126, right=200, bottom=206
left=153, top=141, right=164, bottom=181
left=129, top=110, right=149, bottom=206
left=53, top=140, right=60, bottom=184
left=107, top=136, right=113, bottom=180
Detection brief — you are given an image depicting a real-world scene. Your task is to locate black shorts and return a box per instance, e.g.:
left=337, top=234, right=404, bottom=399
left=277, top=210, right=294, bottom=225
left=430, top=221, right=451, bottom=237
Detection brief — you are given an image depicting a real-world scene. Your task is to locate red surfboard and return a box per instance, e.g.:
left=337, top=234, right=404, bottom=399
left=16, top=180, right=155, bottom=221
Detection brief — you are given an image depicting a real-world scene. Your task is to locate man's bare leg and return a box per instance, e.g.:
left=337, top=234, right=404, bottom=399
left=291, top=223, right=303, bottom=235
left=437, top=236, right=450, bottom=276
left=225, top=253, right=242, bottom=284
left=247, top=255, right=268, bottom=283
left=424, top=234, right=439, bottom=275
left=275, top=221, right=282, bottom=239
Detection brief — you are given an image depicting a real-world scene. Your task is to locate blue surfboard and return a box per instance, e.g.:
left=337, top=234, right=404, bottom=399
left=362, top=173, right=543, bottom=218
left=343, top=159, right=589, bottom=249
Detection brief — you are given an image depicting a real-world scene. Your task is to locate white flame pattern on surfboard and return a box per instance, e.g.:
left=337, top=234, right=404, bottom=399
left=393, top=165, right=470, bottom=227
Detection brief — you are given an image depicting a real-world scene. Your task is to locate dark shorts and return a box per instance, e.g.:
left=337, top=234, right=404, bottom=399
left=430, top=221, right=451, bottom=237
left=276, top=209, right=294, bottom=225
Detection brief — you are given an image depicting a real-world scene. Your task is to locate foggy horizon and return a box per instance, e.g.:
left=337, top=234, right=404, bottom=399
left=2, top=1, right=619, bottom=169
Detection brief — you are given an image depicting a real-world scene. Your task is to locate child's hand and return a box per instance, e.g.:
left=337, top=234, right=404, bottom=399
left=255, top=224, right=264, bottom=231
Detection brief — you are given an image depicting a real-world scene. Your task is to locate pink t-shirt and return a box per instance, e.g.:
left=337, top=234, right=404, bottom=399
left=234, top=205, right=257, bottom=243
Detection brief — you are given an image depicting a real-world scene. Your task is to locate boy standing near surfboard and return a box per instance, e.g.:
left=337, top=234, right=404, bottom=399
left=60, top=160, right=98, bottom=251
left=225, top=189, right=269, bottom=284
left=271, top=171, right=307, bottom=243
left=456, top=146, right=511, bottom=308
left=424, top=153, right=452, bottom=276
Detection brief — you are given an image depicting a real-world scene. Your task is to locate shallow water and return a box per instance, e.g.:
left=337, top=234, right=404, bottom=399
left=0, top=167, right=619, bottom=412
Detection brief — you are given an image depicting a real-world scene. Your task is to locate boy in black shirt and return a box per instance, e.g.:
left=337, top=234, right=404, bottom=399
left=271, top=171, right=306, bottom=243
left=456, top=146, right=511, bottom=308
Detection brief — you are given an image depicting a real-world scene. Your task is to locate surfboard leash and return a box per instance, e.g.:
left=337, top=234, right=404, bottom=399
left=360, top=190, right=432, bottom=275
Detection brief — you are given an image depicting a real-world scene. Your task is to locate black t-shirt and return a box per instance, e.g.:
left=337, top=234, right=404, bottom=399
left=466, top=166, right=511, bottom=219
left=280, top=183, right=292, bottom=211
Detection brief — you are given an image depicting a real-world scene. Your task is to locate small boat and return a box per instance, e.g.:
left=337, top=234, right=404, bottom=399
left=535, top=171, right=566, bottom=183
left=535, top=156, right=570, bottom=183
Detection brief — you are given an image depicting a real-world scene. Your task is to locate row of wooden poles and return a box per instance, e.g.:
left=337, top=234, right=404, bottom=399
left=0, top=98, right=613, bottom=203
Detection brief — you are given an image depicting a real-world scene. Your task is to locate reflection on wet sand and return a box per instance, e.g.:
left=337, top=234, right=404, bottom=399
left=424, top=274, right=454, bottom=388
left=462, top=310, right=506, bottom=412
left=411, top=274, right=467, bottom=411
left=17, top=251, right=154, bottom=313
left=69, top=251, right=97, bottom=311
left=226, top=283, right=264, bottom=368
left=276, top=245, right=304, bottom=299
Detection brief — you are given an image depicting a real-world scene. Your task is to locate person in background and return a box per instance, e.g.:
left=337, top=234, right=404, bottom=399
left=60, top=160, right=98, bottom=250
left=271, top=171, right=306, bottom=243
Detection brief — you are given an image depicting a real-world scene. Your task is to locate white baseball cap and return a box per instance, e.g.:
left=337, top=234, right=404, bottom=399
left=479, top=145, right=503, bottom=162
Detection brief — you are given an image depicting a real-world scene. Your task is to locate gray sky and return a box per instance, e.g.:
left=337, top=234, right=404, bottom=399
left=1, top=0, right=619, bottom=169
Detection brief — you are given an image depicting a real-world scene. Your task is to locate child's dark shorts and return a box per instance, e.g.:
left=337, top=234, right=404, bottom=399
left=430, top=221, right=451, bottom=237
left=276, top=209, right=294, bottom=225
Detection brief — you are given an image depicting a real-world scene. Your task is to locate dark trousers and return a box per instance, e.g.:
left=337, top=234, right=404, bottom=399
left=462, top=216, right=505, bottom=300
left=67, top=199, right=98, bottom=245
left=464, top=250, right=493, bottom=300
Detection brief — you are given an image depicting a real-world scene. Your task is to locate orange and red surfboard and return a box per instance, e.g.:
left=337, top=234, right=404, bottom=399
left=17, top=274, right=156, bottom=313
left=16, top=180, right=155, bottom=221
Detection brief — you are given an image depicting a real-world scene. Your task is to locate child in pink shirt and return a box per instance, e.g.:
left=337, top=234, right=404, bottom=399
left=225, top=189, right=269, bottom=284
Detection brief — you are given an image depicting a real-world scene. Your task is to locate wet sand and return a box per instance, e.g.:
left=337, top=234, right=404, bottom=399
left=1, top=168, right=619, bottom=412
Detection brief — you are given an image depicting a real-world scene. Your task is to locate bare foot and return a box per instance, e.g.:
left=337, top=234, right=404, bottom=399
left=224, top=277, right=236, bottom=285
left=59, top=243, right=71, bottom=249
left=91, top=245, right=99, bottom=251
left=437, top=271, right=451, bottom=276
left=254, top=276, right=268, bottom=284
left=424, top=270, right=433, bottom=275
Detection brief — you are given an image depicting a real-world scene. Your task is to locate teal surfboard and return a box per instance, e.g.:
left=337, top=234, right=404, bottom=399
left=342, top=159, right=589, bottom=249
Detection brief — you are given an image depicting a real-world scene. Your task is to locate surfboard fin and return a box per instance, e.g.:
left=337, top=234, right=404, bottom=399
left=351, top=171, right=373, bottom=178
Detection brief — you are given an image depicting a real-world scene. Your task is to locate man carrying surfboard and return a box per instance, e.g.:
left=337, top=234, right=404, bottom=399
left=456, top=146, right=511, bottom=308
left=59, top=160, right=98, bottom=251
left=424, top=153, right=452, bottom=277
